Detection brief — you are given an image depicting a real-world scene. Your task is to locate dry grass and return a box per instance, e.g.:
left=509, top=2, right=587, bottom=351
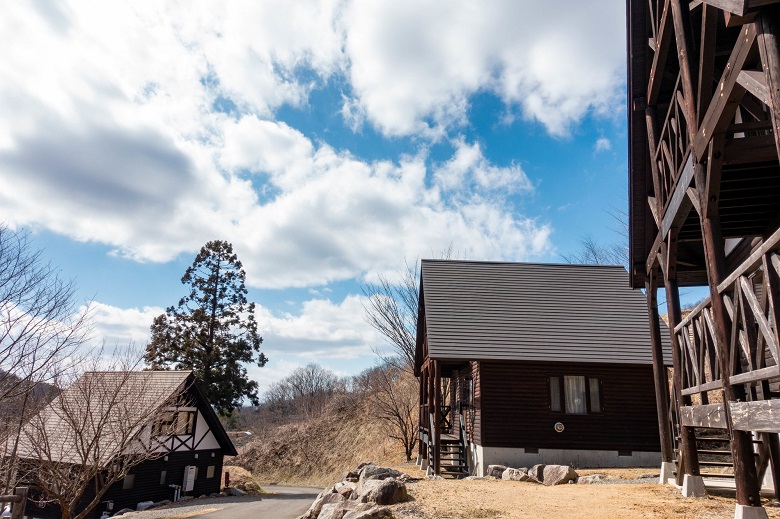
left=391, top=478, right=780, bottom=519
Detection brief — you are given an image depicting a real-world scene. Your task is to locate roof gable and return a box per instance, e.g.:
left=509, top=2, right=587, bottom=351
left=418, top=260, right=672, bottom=366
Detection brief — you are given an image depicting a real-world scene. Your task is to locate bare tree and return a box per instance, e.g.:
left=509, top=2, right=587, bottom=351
left=355, top=359, right=418, bottom=461
left=560, top=234, right=627, bottom=265
left=263, top=363, right=345, bottom=420
left=0, top=226, right=92, bottom=494
left=15, top=356, right=187, bottom=519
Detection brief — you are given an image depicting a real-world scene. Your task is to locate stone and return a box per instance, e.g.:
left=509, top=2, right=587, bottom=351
left=230, top=487, right=247, bottom=496
left=342, top=505, right=393, bottom=519
left=527, top=464, right=545, bottom=483
left=501, top=468, right=530, bottom=482
left=343, top=471, right=359, bottom=482
left=136, top=501, right=155, bottom=511
left=335, top=481, right=357, bottom=499
left=178, top=496, right=194, bottom=502
left=463, top=476, right=487, bottom=480
left=486, top=464, right=507, bottom=478
left=423, top=474, right=443, bottom=480
left=319, top=501, right=364, bottom=519
left=359, top=465, right=403, bottom=485
left=638, top=473, right=659, bottom=480
left=542, top=465, right=578, bottom=486
left=113, top=509, right=135, bottom=516
left=153, top=500, right=171, bottom=507
left=577, top=474, right=607, bottom=484
left=358, top=478, right=408, bottom=505
left=356, top=462, right=374, bottom=472
left=300, top=492, right=346, bottom=519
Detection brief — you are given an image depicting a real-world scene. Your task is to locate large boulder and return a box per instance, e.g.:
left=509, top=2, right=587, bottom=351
left=486, top=464, right=507, bottom=478
left=528, top=464, right=578, bottom=486
left=318, top=501, right=366, bottom=519
left=358, top=465, right=403, bottom=486
left=335, top=481, right=357, bottom=499
left=299, top=492, right=346, bottom=519
left=357, top=478, right=408, bottom=505
left=501, top=467, right=530, bottom=482
left=343, top=505, right=393, bottom=519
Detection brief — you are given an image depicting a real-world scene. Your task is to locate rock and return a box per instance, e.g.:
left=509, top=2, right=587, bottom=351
left=230, top=487, right=247, bottom=496
left=359, top=465, right=402, bottom=485
left=356, top=462, right=374, bottom=471
left=501, top=467, right=530, bottom=482
left=178, top=496, right=194, bottom=502
left=531, top=465, right=577, bottom=486
left=423, top=474, right=443, bottom=480
left=303, top=492, right=345, bottom=519
left=113, top=509, right=135, bottom=516
left=209, top=493, right=222, bottom=497
left=486, top=464, right=507, bottom=478
left=343, top=471, right=359, bottom=482
left=358, top=478, right=408, bottom=505
left=319, top=501, right=364, bottom=519
left=335, top=481, right=357, bottom=499
left=577, top=474, right=607, bottom=484
left=343, top=505, right=393, bottom=519
left=463, top=476, right=487, bottom=480
left=136, top=501, right=155, bottom=511
left=638, top=473, right=659, bottom=479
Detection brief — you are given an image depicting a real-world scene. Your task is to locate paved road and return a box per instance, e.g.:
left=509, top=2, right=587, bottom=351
left=132, top=486, right=321, bottom=519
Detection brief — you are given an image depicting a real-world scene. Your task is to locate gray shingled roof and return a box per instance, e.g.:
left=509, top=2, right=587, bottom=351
left=420, top=260, right=672, bottom=365
left=17, top=371, right=194, bottom=465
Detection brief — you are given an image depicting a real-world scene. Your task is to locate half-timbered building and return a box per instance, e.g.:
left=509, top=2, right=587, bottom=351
left=17, top=371, right=236, bottom=518
left=628, top=0, right=780, bottom=515
left=415, top=260, right=670, bottom=477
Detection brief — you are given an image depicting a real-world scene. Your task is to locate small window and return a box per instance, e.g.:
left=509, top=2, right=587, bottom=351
left=549, top=377, right=561, bottom=412
left=549, top=375, right=602, bottom=415
left=564, top=376, right=586, bottom=414
left=206, top=465, right=215, bottom=479
left=589, top=378, right=601, bottom=413
left=122, top=474, right=135, bottom=490
left=160, top=470, right=167, bottom=485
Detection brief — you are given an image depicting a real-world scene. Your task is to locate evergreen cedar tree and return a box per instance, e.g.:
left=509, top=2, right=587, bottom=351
left=145, top=240, right=267, bottom=413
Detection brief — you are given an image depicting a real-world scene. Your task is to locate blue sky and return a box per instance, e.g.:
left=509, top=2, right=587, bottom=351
left=1, top=1, right=697, bottom=393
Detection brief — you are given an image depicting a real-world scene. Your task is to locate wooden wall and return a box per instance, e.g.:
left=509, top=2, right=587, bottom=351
left=478, top=360, right=660, bottom=452
left=26, top=450, right=225, bottom=519
left=454, top=361, right=481, bottom=445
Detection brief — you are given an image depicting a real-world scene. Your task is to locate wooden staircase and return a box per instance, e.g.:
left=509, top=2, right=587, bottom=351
left=438, top=437, right=469, bottom=479
left=673, top=429, right=768, bottom=482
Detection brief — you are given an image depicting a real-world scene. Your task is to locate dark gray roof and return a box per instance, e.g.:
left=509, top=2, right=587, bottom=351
left=419, top=260, right=672, bottom=366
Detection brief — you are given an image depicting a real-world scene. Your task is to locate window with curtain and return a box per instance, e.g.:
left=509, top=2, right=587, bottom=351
left=549, top=375, right=601, bottom=414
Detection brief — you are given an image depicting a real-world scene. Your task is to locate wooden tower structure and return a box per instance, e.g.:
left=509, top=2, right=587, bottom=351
left=627, top=0, right=780, bottom=515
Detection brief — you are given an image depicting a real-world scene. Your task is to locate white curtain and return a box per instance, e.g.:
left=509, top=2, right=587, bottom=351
left=564, top=376, right=586, bottom=414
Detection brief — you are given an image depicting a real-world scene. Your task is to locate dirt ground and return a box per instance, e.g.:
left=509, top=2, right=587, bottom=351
left=384, top=462, right=780, bottom=519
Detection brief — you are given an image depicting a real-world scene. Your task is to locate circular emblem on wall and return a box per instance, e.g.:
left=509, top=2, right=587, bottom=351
left=554, top=422, right=565, bottom=433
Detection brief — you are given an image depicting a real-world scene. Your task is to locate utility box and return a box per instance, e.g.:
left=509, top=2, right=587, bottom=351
left=183, top=465, right=196, bottom=492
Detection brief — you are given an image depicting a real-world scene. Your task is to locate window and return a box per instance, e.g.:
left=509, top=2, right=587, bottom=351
left=549, top=376, right=601, bottom=414
left=153, top=411, right=196, bottom=436
left=206, top=465, right=215, bottom=479
left=160, top=470, right=167, bottom=485
left=122, top=474, right=135, bottom=490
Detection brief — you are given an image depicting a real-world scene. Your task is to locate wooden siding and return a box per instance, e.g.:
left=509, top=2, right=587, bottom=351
left=421, top=260, right=672, bottom=366
left=454, top=362, right=481, bottom=445
left=479, top=361, right=661, bottom=452
left=26, top=450, right=225, bottom=519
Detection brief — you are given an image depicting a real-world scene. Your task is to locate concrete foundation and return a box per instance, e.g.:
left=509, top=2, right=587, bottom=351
left=468, top=443, right=662, bottom=477
left=682, top=474, right=707, bottom=497
left=659, top=461, right=675, bottom=485
left=734, top=504, right=769, bottom=519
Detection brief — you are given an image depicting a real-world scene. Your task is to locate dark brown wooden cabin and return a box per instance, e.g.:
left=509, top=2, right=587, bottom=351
left=18, top=371, right=237, bottom=519
left=627, top=0, right=780, bottom=513
left=415, top=260, right=671, bottom=477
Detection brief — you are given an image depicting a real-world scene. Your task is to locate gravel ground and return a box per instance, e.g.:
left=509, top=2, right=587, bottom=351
left=113, top=495, right=261, bottom=518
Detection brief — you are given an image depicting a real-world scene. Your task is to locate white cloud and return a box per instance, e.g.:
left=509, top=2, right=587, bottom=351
left=342, top=0, right=625, bottom=137
left=89, top=303, right=164, bottom=348
left=434, top=139, right=533, bottom=193
left=595, top=137, right=612, bottom=152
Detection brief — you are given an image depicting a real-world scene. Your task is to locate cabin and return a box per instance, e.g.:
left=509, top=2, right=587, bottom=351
left=415, top=260, right=672, bottom=477
left=16, top=371, right=237, bottom=518
left=627, top=0, right=780, bottom=514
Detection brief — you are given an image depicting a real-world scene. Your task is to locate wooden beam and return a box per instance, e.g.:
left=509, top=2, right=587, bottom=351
left=731, top=400, right=780, bottom=432
left=757, top=7, right=780, bottom=160
left=680, top=403, right=728, bottom=428
left=686, top=186, right=702, bottom=215
left=649, top=0, right=675, bottom=105
left=698, top=5, right=719, bottom=124
left=704, top=133, right=724, bottom=217
left=648, top=196, right=661, bottom=227
left=661, top=154, right=695, bottom=238
left=671, top=0, right=700, bottom=142
left=646, top=107, right=664, bottom=206
left=694, top=23, right=757, bottom=162
left=646, top=274, right=675, bottom=463
left=701, top=0, right=747, bottom=16
left=737, top=69, right=770, bottom=103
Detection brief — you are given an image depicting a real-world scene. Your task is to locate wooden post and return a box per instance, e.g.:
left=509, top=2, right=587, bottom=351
left=646, top=273, right=674, bottom=463
left=700, top=213, right=763, bottom=507
left=11, top=487, right=27, bottom=519
left=433, top=360, right=441, bottom=476
left=758, top=7, right=780, bottom=160
left=418, top=366, right=425, bottom=460
left=664, top=273, right=701, bottom=477
left=766, top=433, right=780, bottom=502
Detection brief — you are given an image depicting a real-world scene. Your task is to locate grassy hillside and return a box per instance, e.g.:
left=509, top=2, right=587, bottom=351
left=234, top=393, right=407, bottom=486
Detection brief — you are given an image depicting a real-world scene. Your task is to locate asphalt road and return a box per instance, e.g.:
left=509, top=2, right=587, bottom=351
left=131, top=486, right=321, bottom=519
